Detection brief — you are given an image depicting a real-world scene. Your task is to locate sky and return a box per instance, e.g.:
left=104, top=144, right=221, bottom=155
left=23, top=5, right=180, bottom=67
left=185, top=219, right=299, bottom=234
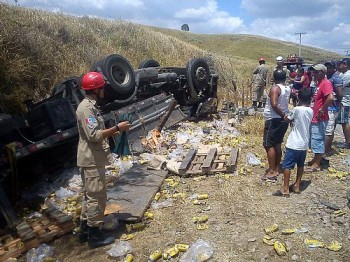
left=6, top=0, right=350, bottom=56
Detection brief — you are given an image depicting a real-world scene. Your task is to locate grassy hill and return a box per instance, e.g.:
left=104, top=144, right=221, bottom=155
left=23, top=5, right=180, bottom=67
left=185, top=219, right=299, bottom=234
left=153, top=27, right=341, bottom=65
left=0, top=3, right=342, bottom=114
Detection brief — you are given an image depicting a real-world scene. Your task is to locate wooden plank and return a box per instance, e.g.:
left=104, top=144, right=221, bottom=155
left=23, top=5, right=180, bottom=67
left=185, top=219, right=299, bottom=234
left=178, top=147, right=239, bottom=176
left=226, top=148, right=239, bottom=172
left=107, top=164, right=168, bottom=222
left=201, top=148, right=217, bottom=174
left=0, top=237, right=25, bottom=262
left=1, top=209, right=75, bottom=261
left=179, top=149, right=197, bottom=176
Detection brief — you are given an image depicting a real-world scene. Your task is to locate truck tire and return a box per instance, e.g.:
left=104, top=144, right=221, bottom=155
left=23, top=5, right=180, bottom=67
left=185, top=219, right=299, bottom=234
left=186, top=58, right=210, bottom=102
left=98, top=54, right=136, bottom=101
left=138, top=59, right=160, bottom=69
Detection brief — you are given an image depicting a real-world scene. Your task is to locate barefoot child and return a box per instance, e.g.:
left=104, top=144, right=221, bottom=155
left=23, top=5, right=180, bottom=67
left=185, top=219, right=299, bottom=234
left=273, top=88, right=313, bottom=197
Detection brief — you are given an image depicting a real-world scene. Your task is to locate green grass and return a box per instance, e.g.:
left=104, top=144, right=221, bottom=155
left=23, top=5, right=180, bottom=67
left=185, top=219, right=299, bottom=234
left=0, top=3, right=342, bottom=113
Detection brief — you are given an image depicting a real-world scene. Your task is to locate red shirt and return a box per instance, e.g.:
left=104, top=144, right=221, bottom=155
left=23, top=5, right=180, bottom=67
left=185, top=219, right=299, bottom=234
left=312, top=78, right=333, bottom=123
left=303, top=72, right=310, bottom=88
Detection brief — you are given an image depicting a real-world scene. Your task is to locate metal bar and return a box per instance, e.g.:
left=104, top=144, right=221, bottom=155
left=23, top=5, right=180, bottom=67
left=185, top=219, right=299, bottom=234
left=155, top=100, right=178, bottom=132
left=0, top=186, right=18, bottom=227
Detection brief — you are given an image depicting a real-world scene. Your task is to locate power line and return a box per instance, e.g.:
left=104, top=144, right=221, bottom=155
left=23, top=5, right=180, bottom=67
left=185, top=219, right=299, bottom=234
left=295, top=32, right=306, bottom=57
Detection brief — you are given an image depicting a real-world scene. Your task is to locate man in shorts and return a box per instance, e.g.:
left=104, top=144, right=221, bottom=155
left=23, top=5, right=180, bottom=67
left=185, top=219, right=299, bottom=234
left=307, top=64, right=334, bottom=171
left=262, top=69, right=290, bottom=180
left=324, top=61, right=343, bottom=155
left=336, top=58, right=350, bottom=147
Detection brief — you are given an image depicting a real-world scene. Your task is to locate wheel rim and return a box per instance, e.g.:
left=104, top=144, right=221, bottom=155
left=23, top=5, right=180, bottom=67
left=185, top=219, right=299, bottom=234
left=195, top=67, right=207, bottom=83
left=111, top=62, right=130, bottom=86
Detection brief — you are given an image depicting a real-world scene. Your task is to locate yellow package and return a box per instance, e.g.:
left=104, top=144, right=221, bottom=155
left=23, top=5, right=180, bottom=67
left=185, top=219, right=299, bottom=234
left=274, top=241, right=287, bottom=256
left=149, top=250, right=162, bottom=261
left=281, top=228, right=296, bottom=235
left=175, top=244, right=189, bottom=252
left=264, top=224, right=278, bottom=234
left=304, top=239, right=324, bottom=248
left=326, top=241, right=342, bottom=252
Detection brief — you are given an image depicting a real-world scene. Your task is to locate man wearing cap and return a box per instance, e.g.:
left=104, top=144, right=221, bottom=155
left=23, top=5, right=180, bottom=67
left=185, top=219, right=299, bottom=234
left=273, top=56, right=291, bottom=85
left=252, top=57, right=269, bottom=108
left=307, top=64, right=334, bottom=171
left=324, top=61, right=343, bottom=155
left=76, top=72, right=131, bottom=248
left=335, top=58, right=350, bottom=147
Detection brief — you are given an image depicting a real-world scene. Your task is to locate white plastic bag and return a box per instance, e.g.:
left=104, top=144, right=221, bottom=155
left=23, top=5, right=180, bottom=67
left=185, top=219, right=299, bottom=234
left=106, top=241, right=133, bottom=258
left=179, top=239, right=214, bottom=262
left=151, top=198, right=173, bottom=209
left=26, top=243, right=54, bottom=262
left=246, top=152, right=261, bottom=166
left=55, top=187, right=75, bottom=199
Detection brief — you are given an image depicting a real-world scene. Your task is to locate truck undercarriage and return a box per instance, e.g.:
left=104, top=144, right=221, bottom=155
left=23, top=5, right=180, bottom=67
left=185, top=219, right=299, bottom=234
left=0, top=54, right=218, bottom=226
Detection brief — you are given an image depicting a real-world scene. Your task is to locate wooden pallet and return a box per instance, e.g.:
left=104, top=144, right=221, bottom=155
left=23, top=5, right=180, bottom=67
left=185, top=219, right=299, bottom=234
left=179, top=147, right=238, bottom=176
left=0, top=205, right=74, bottom=261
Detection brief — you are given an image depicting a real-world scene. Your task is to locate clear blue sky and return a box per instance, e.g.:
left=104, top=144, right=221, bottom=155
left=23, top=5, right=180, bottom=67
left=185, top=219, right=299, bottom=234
left=6, top=0, right=350, bottom=55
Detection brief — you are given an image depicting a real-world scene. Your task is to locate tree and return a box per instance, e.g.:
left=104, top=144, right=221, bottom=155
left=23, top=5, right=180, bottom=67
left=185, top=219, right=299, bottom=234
left=181, top=24, right=189, bottom=32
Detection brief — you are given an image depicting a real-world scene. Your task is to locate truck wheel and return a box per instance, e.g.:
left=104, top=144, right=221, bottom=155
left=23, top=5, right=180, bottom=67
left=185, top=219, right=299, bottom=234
left=99, top=54, right=136, bottom=99
left=186, top=58, right=210, bottom=101
left=138, top=59, right=160, bottom=69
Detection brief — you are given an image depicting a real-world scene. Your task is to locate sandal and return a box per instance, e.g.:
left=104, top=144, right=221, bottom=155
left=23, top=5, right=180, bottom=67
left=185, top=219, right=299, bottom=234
left=304, top=166, right=321, bottom=173
left=289, top=185, right=301, bottom=194
left=261, top=174, right=278, bottom=181
left=272, top=190, right=290, bottom=198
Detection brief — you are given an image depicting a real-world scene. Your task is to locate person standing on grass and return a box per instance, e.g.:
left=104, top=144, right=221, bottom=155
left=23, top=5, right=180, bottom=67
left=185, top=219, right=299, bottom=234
left=336, top=58, right=350, bottom=148
left=252, top=57, right=269, bottom=109
left=273, top=88, right=313, bottom=197
left=262, top=68, right=290, bottom=180
left=273, top=56, right=291, bottom=85
left=76, top=72, right=131, bottom=248
left=307, top=64, right=334, bottom=171
left=324, top=61, right=343, bottom=155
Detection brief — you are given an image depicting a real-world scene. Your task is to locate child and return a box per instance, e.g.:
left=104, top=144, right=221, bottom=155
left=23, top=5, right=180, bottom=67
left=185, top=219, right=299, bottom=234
left=273, top=88, right=313, bottom=197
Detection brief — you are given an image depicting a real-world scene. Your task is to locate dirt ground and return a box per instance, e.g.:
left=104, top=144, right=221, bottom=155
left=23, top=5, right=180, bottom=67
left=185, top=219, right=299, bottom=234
left=18, top=113, right=350, bottom=262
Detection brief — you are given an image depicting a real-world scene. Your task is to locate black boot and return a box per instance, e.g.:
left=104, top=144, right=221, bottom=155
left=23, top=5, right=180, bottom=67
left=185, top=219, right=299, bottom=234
left=88, top=226, right=115, bottom=248
left=77, top=220, right=88, bottom=243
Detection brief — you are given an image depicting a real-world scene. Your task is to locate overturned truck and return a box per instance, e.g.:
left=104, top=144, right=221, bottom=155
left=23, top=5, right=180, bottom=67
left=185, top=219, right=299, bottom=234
left=0, top=54, right=218, bottom=223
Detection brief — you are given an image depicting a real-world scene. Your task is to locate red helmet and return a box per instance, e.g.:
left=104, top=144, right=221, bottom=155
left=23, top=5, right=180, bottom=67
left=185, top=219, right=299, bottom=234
left=81, top=72, right=105, bottom=90
left=259, top=57, right=265, bottom=62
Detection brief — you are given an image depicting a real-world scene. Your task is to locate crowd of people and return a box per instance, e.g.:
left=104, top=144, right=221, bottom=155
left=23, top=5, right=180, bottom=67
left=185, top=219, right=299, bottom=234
left=253, top=56, right=350, bottom=197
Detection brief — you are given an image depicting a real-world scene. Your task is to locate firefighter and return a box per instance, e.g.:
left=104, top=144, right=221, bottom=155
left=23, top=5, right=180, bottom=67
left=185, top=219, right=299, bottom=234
left=76, top=71, right=131, bottom=248
left=252, top=57, right=269, bottom=108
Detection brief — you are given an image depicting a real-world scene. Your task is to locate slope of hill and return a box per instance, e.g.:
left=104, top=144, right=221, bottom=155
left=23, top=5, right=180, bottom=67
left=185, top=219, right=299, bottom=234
left=0, top=3, right=342, bottom=113
left=153, top=27, right=342, bottom=65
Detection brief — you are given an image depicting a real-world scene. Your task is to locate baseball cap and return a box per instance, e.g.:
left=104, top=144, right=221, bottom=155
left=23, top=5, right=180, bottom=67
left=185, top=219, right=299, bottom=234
left=311, top=64, right=327, bottom=71
left=339, top=58, right=350, bottom=66
left=324, top=60, right=338, bottom=68
left=276, top=56, right=283, bottom=62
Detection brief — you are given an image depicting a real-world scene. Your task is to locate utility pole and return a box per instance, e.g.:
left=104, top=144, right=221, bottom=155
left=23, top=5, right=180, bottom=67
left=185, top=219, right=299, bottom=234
left=295, top=32, right=306, bottom=57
